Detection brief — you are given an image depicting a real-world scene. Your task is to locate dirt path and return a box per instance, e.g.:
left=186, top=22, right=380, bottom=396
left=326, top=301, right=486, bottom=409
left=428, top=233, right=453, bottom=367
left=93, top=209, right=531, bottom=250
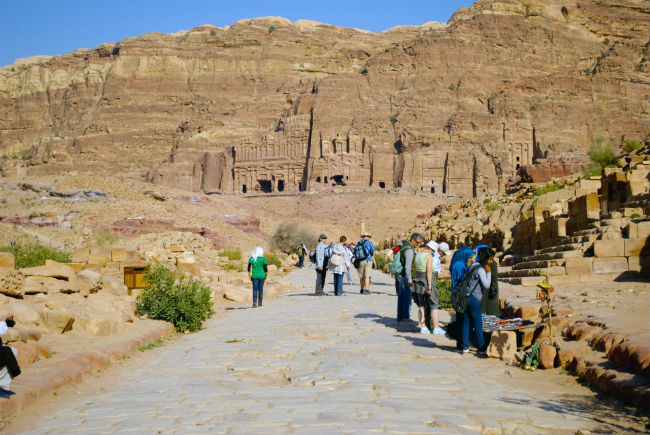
left=6, top=267, right=648, bottom=434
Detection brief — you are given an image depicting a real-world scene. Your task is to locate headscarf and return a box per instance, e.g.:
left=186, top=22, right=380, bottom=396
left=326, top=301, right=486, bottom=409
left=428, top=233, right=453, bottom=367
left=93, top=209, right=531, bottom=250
left=450, top=246, right=474, bottom=289
left=473, top=244, right=489, bottom=261
left=251, top=247, right=264, bottom=262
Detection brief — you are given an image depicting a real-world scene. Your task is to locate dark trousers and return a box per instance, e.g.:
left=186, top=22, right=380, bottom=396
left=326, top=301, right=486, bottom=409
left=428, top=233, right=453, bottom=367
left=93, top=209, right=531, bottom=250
left=396, top=275, right=411, bottom=320
left=298, top=254, right=305, bottom=267
left=333, top=273, right=343, bottom=296
left=315, top=268, right=327, bottom=295
left=462, top=296, right=485, bottom=351
left=252, top=278, right=265, bottom=305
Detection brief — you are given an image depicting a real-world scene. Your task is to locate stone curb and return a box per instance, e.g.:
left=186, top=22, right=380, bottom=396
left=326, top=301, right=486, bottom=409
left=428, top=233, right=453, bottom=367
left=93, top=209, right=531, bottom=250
left=0, top=321, right=176, bottom=418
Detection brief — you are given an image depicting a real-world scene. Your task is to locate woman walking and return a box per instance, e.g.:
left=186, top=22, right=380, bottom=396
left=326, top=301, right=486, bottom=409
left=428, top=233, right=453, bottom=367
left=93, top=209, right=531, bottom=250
left=330, top=236, right=352, bottom=296
left=460, top=246, right=495, bottom=355
left=248, top=247, right=268, bottom=308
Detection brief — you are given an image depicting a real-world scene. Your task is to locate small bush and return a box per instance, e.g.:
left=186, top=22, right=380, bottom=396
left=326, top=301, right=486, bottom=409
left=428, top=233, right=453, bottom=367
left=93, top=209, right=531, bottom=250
left=266, top=252, right=282, bottom=269
left=0, top=243, right=71, bottom=269
left=389, top=114, right=397, bottom=124
left=535, top=181, right=563, bottom=196
left=268, top=25, right=275, bottom=33
left=582, top=165, right=602, bottom=178
left=630, top=213, right=641, bottom=219
left=486, top=203, right=500, bottom=212
left=483, top=198, right=491, bottom=205
left=136, top=263, right=214, bottom=332
left=374, top=252, right=390, bottom=272
left=95, top=228, right=118, bottom=246
left=269, top=222, right=316, bottom=254
left=218, top=248, right=241, bottom=261
left=588, top=137, right=617, bottom=168
left=623, top=139, right=641, bottom=153
left=438, top=279, right=452, bottom=310
left=222, top=262, right=243, bottom=272
left=21, top=155, right=32, bottom=160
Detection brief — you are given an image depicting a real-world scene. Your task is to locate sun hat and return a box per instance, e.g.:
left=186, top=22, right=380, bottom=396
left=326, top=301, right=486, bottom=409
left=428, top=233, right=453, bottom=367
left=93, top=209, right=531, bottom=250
left=438, top=242, right=451, bottom=256
left=425, top=241, right=438, bottom=251
left=319, top=234, right=327, bottom=239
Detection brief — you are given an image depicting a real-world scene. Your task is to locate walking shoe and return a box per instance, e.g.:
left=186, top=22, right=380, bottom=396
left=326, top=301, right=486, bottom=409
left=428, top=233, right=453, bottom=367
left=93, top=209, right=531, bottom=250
left=460, top=348, right=470, bottom=354
left=433, top=327, right=446, bottom=335
left=360, top=289, right=365, bottom=294
left=252, top=303, right=257, bottom=308
left=420, top=326, right=430, bottom=334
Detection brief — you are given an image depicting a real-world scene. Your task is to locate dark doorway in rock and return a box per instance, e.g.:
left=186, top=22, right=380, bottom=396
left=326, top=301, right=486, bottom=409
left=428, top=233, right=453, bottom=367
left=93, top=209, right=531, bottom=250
left=316, top=177, right=321, bottom=183
left=379, top=182, right=386, bottom=189
left=298, top=182, right=303, bottom=191
left=278, top=180, right=285, bottom=192
left=258, top=180, right=272, bottom=193
left=332, top=175, right=345, bottom=185
left=431, top=187, right=435, bottom=193
left=242, top=184, right=247, bottom=193
left=324, top=176, right=328, bottom=183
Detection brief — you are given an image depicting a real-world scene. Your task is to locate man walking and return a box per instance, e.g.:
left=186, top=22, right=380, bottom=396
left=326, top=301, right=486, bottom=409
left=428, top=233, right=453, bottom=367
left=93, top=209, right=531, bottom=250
left=396, top=233, right=423, bottom=321
left=355, top=232, right=376, bottom=295
left=314, top=234, right=329, bottom=296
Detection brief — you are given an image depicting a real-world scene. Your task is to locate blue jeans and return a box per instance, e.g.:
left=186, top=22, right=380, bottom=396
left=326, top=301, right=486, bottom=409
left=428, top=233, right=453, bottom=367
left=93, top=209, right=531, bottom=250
left=333, top=273, right=343, bottom=296
left=252, top=278, right=265, bottom=305
left=462, top=296, right=485, bottom=351
left=396, top=275, right=411, bottom=320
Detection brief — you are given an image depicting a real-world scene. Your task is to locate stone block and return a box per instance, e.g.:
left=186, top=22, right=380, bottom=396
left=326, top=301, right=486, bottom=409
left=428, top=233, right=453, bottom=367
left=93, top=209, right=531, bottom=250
left=515, top=304, right=540, bottom=320
left=625, top=238, right=647, bottom=257
left=557, top=348, right=579, bottom=367
left=223, top=286, right=251, bottom=302
left=102, top=277, right=128, bottom=297
left=1, top=327, right=41, bottom=344
left=38, top=309, right=75, bottom=333
left=73, top=247, right=89, bottom=263
left=626, top=222, right=638, bottom=239
left=67, top=263, right=84, bottom=273
left=628, top=256, right=650, bottom=275
left=539, top=344, right=557, bottom=369
left=592, top=257, right=629, bottom=274
left=168, top=244, right=185, bottom=253
left=593, top=240, right=624, bottom=258
left=637, top=221, right=650, bottom=239
left=579, top=273, right=619, bottom=283
left=76, top=269, right=103, bottom=296
left=176, top=253, right=196, bottom=264
left=88, top=254, right=108, bottom=267
left=486, top=330, right=517, bottom=360
left=178, top=262, right=200, bottom=276
left=0, top=269, right=25, bottom=297
left=21, top=261, right=74, bottom=280
left=0, top=252, right=15, bottom=269
left=111, top=248, right=127, bottom=262
left=564, top=257, right=593, bottom=275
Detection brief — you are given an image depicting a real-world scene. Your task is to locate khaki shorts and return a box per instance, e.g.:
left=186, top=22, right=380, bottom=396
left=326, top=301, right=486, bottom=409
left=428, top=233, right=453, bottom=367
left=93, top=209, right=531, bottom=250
left=358, top=260, right=373, bottom=280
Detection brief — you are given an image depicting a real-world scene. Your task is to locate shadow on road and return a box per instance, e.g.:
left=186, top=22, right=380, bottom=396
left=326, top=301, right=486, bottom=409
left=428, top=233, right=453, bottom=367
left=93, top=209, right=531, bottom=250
left=355, top=313, right=418, bottom=333
left=399, top=335, right=459, bottom=353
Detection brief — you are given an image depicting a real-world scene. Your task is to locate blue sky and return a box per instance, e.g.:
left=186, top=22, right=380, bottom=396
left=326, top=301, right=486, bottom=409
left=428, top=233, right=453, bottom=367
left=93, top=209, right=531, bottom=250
left=0, top=0, right=475, bottom=67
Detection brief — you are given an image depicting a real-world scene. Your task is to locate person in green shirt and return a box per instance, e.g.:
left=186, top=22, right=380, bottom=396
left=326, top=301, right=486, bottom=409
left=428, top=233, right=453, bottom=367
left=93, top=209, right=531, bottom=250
left=248, top=247, right=268, bottom=308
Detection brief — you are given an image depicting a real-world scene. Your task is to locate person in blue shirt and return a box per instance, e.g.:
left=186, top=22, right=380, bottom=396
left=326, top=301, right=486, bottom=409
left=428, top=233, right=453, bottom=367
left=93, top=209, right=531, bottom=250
left=356, top=232, right=376, bottom=295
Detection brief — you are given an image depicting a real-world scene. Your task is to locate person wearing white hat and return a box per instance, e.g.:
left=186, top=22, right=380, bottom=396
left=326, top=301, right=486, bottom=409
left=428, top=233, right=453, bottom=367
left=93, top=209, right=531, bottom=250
left=428, top=241, right=450, bottom=335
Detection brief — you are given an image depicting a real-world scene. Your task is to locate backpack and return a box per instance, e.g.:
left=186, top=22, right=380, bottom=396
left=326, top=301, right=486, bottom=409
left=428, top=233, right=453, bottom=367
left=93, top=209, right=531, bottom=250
left=309, top=249, right=316, bottom=264
left=389, top=248, right=404, bottom=275
left=354, top=240, right=368, bottom=261
left=451, top=263, right=481, bottom=314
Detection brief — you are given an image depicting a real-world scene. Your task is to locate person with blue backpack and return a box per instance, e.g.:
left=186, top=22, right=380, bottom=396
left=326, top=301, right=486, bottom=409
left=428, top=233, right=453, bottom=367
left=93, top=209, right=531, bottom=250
left=354, top=232, right=375, bottom=295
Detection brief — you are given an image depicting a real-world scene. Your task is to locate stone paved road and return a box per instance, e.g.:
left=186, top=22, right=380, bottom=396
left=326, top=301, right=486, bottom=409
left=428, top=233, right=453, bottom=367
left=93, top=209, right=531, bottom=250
left=14, top=268, right=646, bottom=434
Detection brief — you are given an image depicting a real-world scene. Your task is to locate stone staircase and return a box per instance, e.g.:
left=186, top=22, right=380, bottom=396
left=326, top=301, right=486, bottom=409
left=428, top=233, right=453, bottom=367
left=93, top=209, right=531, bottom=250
left=500, top=211, right=648, bottom=286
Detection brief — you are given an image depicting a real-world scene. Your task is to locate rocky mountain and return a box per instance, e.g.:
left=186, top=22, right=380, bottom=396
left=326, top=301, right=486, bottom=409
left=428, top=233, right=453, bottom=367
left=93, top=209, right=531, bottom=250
left=0, top=0, right=648, bottom=197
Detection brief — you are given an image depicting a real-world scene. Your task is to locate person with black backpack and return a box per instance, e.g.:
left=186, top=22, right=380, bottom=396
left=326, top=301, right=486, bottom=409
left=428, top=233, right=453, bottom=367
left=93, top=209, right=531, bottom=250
left=459, top=247, right=495, bottom=355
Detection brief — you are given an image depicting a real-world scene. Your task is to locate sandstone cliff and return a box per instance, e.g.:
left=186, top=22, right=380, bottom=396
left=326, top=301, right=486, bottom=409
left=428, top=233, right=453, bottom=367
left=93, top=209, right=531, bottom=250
left=0, top=1, right=648, bottom=197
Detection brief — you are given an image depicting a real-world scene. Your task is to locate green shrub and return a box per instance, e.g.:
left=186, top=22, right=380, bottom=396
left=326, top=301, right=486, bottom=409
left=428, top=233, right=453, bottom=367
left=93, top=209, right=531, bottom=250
left=534, top=181, right=563, bottom=196
left=268, top=25, right=275, bottom=33
left=588, top=137, right=617, bottom=168
left=266, top=252, right=282, bottom=269
left=582, top=165, right=602, bottom=178
left=623, top=139, right=641, bottom=153
left=486, top=203, right=500, bottom=212
left=0, top=243, right=71, bottom=268
left=389, top=114, right=397, bottom=124
left=438, top=279, right=452, bottom=310
left=483, top=198, right=491, bottom=205
left=218, top=248, right=241, bottom=261
left=269, top=222, right=315, bottom=254
left=136, top=263, right=214, bottom=332
left=630, top=213, right=641, bottom=219
left=374, top=252, right=390, bottom=272
left=222, top=262, right=243, bottom=272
